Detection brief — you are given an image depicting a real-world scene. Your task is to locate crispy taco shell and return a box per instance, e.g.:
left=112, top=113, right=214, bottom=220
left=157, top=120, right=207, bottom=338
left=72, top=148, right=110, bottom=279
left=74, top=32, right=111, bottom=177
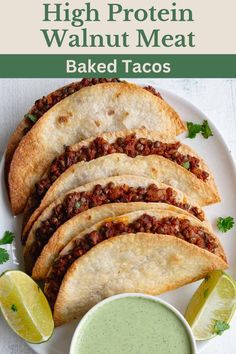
left=44, top=208, right=226, bottom=320
left=52, top=231, right=227, bottom=326
left=5, top=79, right=121, bottom=181
left=32, top=202, right=209, bottom=280
left=23, top=175, right=205, bottom=273
left=22, top=150, right=217, bottom=240
left=23, top=128, right=219, bottom=228
left=9, top=82, right=185, bottom=214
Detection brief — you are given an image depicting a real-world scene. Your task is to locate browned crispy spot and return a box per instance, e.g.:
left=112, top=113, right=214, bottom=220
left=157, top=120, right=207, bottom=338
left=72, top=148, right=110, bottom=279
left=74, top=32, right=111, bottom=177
left=58, top=115, right=70, bottom=124
left=168, top=253, right=181, bottom=265
left=107, top=110, right=115, bottom=116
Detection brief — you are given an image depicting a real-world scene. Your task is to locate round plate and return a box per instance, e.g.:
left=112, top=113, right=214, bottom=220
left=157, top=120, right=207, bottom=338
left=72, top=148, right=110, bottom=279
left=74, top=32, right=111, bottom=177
left=1, top=86, right=236, bottom=354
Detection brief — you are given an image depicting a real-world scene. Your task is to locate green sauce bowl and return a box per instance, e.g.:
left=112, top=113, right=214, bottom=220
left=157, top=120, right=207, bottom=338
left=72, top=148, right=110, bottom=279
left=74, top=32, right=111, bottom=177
left=70, top=293, right=197, bottom=354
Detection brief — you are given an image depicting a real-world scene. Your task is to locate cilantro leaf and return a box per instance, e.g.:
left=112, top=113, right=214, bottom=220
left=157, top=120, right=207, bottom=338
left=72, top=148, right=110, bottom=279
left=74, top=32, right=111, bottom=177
left=0, top=231, right=14, bottom=245
left=187, top=120, right=213, bottom=139
left=11, top=304, right=17, bottom=312
left=25, top=113, right=37, bottom=123
left=201, top=120, right=213, bottom=139
left=75, top=201, right=81, bottom=209
left=187, top=122, right=202, bottom=139
left=217, top=216, right=234, bottom=233
left=0, top=248, right=9, bottom=264
left=182, top=161, right=190, bottom=170
left=213, top=320, right=230, bottom=335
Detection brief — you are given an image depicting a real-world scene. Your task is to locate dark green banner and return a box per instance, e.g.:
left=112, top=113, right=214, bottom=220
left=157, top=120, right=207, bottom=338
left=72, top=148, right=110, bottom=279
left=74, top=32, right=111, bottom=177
left=0, top=55, right=235, bottom=78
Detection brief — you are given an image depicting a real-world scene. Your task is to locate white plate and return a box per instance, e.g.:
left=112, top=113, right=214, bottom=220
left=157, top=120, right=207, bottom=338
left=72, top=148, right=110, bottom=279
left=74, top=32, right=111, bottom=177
left=1, top=87, right=236, bottom=354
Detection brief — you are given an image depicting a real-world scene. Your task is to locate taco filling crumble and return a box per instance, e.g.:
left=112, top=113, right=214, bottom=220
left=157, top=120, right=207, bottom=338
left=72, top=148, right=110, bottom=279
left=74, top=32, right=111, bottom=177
left=29, top=182, right=204, bottom=268
left=36, top=134, right=209, bottom=201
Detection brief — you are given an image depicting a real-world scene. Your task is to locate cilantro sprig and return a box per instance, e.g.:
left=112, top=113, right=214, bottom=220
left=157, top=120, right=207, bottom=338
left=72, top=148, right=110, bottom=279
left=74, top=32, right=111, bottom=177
left=213, top=320, right=230, bottom=335
left=201, top=120, right=213, bottom=139
left=217, top=216, right=234, bottom=233
left=24, top=113, right=37, bottom=123
left=187, top=122, right=202, bottom=139
left=75, top=201, right=81, bottom=209
left=0, top=231, right=14, bottom=245
left=0, top=249, right=9, bottom=264
left=0, top=231, right=14, bottom=265
left=187, top=120, right=213, bottom=139
left=182, top=161, right=190, bottom=170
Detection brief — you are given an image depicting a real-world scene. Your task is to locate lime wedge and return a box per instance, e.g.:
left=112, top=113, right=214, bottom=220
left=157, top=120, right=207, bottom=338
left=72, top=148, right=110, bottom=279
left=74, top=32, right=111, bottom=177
left=185, top=270, right=236, bottom=341
left=0, top=270, right=54, bottom=343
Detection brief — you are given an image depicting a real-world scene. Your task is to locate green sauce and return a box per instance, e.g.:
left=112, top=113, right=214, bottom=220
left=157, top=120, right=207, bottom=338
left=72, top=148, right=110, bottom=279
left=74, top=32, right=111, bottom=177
left=73, top=297, right=193, bottom=354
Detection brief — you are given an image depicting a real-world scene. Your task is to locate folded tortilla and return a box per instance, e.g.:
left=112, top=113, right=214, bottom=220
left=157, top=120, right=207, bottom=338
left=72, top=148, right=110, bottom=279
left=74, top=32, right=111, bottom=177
left=23, top=175, right=205, bottom=274
left=5, top=79, right=121, bottom=181
left=32, top=202, right=210, bottom=280
left=22, top=147, right=218, bottom=240
left=23, top=128, right=219, bottom=230
left=43, top=209, right=227, bottom=326
left=8, top=82, right=185, bottom=214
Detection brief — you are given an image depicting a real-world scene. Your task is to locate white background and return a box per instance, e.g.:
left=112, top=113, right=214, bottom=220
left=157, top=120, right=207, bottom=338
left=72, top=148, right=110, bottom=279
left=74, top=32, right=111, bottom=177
left=0, top=79, right=236, bottom=354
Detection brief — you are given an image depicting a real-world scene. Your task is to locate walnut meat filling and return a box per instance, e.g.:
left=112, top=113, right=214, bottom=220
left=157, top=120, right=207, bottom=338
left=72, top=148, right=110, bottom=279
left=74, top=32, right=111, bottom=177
left=29, top=183, right=204, bottom=268
left=45, top=214, right=217, bottom=308
left=35, top=134, right=209, bottom=200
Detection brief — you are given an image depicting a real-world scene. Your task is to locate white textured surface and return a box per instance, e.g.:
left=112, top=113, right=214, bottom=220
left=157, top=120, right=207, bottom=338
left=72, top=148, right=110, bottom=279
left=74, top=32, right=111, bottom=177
left=0, top=79, right=236, bottom=354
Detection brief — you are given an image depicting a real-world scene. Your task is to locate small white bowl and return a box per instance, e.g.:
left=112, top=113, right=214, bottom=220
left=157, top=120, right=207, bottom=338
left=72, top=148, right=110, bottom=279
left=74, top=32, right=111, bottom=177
left=70, top=293, right=197, bottom=354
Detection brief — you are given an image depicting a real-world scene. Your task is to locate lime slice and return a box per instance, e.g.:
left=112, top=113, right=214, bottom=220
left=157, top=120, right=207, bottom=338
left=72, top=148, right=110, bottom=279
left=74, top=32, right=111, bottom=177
left=185, top=270, right=236, bottom=341
left=0, top=270, right=54, bottom=343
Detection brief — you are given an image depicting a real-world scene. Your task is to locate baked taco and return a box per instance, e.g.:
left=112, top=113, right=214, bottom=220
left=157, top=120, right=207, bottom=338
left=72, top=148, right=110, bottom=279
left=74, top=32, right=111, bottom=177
left=23, top=175, right=205, bottom=274
left=32, top=202, right=210, bottom=280
left=8, top=81, right=185, bottom=214
left=22, top=132, right=219, bottom=240
left=43, top=209, right=227, bottom=326
left=5, top=79, right=120, bottom=180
